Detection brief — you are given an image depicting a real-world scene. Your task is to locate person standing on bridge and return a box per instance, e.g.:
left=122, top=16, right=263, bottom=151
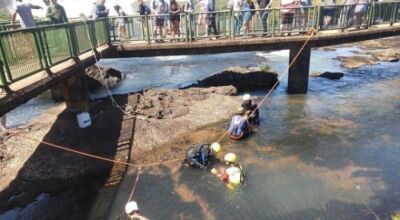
left=257, top=0, right=272, bottom=36
left=207, top=0, right=219, bottom=37
left=233, top=0, right=243, bottom=35
left=184, top=0, right=195, bottom=40
left=169, top=0, right=181, bottom=41
left=114, top=5, right=127, bottom=40
left=46, top=0, right=68, bottom=24
left=11, top=0, right=43, bottom=29
left=151, top=0, right=167, bottom=42
left=321, top=0, right=336, bottom=30
left=354, top=0, right=367, bottom=30
left=93, top=0, right=109, bottom=19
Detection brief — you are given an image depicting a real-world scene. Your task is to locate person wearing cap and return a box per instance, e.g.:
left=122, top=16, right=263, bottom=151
left=125, top=201, right=149, bottom=220
left=227, top=107, right=250, bottom=140
left=220, top=153, right=245, bottom=184
left=186, top=142, right=221, bottom=168
left=46, top=0, right=68, bottom=24
left=241, top=94, right=260, bottom=125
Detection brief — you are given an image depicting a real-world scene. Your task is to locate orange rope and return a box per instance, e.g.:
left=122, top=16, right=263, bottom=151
left=216, top=29, right=316, bottom=143
left=23, top=136, right=184, bottom=167
left=11, top=29, right=316, bottom=169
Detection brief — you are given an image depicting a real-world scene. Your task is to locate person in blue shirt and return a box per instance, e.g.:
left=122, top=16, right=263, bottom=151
left=92, top=0, right=109, bottom=19
left=228, top=107, right=251, bottom=140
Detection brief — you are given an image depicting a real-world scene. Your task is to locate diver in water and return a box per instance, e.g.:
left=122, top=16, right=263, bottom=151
left=241, top=94, right=260, bottom=125
left=186, top=142, right=221, bottom=168
left=218, top=153, right=245, bottom=184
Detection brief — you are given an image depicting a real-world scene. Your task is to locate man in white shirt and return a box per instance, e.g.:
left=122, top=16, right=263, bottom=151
left=233, top=0, right=243, bottom=35
left=11, top=0, right=43, bottom=29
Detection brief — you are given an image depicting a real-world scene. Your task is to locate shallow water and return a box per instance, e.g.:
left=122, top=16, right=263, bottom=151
left=99, top=49, right=399, bottom=220
left=4, top=47, right=400, bottom=220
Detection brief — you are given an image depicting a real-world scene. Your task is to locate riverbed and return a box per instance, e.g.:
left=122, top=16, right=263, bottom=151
left=2, top=41, right=400, bottom=219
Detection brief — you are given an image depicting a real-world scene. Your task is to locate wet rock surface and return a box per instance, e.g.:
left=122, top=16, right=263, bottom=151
left=312, top=72, right=345, bottom=80
left=336, top=56, right=378, bottom=69
left=189, top=67, right=279, bottom=91
left=336, top=36, right=400, bottom=69
left=85, top=65, right=125, bottom=91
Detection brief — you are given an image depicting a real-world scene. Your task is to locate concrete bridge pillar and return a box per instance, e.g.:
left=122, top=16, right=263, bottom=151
left=288, top=44, right=312, bottom=94
left=58, top=70, right=89, bottom=112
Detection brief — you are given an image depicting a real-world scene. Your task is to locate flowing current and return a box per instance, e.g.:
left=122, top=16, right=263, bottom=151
left=4, top=47, right=400, bottom=220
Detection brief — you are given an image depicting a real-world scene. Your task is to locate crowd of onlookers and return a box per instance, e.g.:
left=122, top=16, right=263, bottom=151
left=9, top=0, right=384, bottom=40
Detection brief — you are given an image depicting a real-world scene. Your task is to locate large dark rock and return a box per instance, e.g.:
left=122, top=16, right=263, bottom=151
left=313, top=71, right=345, bottom=80
left=85, top=65, right=125, bottom=91
left=189, top=67, right=279, bottom=91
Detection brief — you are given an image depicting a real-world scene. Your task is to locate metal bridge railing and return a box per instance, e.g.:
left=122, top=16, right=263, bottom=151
left=0, top=2, right=400, bottom=94
left=0, top=19, right=110, bottom=92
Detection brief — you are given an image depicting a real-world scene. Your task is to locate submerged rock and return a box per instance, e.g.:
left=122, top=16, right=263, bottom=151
left=370, top=49, right=400, bottom=62
left=189, top=67, right=279, bottom=91
left=336, top=56, right=378, bottom=69
left=312, top=72, right=344, bottom=80
left=85, top=65, right=125, bottom=91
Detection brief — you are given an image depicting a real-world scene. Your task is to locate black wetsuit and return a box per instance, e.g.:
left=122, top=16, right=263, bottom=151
left=241, top=100, right=260, bottom=125
left=186, top=144, right=211, bottom=168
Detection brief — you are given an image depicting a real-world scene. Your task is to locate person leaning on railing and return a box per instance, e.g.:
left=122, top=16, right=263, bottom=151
left=280, top=0, right=298, bottom=35
left=92, top=0, right=109, bottom=19
left=11, top=0, right=43, bottom=29
left=354, top=0, right=368, bottom=30
left=169, top=0, right=181, bottom=41
left=46, top=0, right=68, bottom=24
left=114, top=5, right=127, bottom=40
left=257, top=0, right=272, bottom=36
left=207, top=0, right=219, bottom=37
left=138, top=0, right=151, bottom=39
left=321, top=0, right=336, bottom=30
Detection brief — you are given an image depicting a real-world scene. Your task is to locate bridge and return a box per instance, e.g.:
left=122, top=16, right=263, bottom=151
left=0, top=2, right=400, bottom=116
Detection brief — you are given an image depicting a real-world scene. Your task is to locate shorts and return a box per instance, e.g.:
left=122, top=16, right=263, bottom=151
left=170, top=14, right=180, bottom=22
left=243, top=11, right=253, bottom=22
left=156, top=16, right=165, bottom=27
left=323, top=7, right=335, bottom=17
left=282, top=12, right=294, bottom=24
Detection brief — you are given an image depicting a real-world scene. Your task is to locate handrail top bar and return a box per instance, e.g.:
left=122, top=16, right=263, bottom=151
left=0, top=18, right=109, bottom=34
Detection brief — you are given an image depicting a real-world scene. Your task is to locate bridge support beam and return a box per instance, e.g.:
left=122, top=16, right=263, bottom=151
left=60, top=70, right=89, bottom=113
left=288, top=44, right=311, bottom=94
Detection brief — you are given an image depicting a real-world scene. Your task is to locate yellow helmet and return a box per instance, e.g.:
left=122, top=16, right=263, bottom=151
left=224, top=153, right=237, bottom=164
left=210, top=142, right=221, bottom=153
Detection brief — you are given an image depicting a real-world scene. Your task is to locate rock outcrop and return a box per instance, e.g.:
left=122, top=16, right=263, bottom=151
left=370, top=49, right=400, bottom=62
left=189, top=67, right=279, bottom=91
left=126, top=86, right=237, bottom=119
left=311, top=72, right=344, bottom=80
left=336, top=56, right=378, bottom=69
left=85, top=65, right=125, bottom=91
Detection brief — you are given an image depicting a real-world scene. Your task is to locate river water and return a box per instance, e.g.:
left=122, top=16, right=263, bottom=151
left=3, top=46, right=400, bottom=220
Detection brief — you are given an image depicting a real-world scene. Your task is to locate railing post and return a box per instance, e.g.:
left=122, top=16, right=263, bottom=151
left=316, top=6, right=321, bottom=33
left=189, top=12, right=193, bottom=42
left=229, top=9, right=233, bottom=39
left=0, top=35, right=13, bottom=81
left=104, top=18, right=112, bottom=45
left=390, top=2, right=397, bottom=26
left=33, top=29, right=51, bottom=74
left=68, top=24, right=80, bottom=62
left=89, top=20, right=98, bottom=48
left=145, top=15, right=151, bottom=44
left=0, top=60, right=11, bottom=94
left=271, top=8, right=276, bottom=37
